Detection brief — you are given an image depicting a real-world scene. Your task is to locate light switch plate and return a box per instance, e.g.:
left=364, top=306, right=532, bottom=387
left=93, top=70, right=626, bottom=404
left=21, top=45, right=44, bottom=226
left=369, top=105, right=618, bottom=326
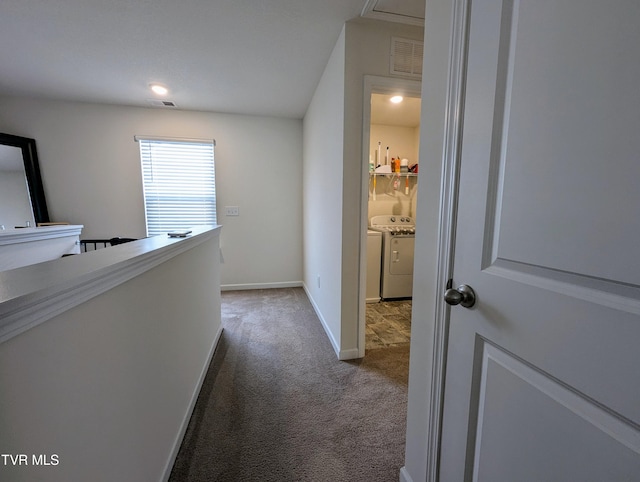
left=225, top=206, right=240, bottom=216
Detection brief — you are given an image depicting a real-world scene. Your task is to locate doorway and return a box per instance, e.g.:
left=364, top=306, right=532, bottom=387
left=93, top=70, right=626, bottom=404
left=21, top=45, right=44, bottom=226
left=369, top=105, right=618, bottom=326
left=358, top=76, right=422, bottom=357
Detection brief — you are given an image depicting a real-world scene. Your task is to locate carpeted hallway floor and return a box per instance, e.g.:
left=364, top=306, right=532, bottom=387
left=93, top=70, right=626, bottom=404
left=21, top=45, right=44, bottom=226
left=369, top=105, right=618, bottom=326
left=169, top=288, right=409, bottom=482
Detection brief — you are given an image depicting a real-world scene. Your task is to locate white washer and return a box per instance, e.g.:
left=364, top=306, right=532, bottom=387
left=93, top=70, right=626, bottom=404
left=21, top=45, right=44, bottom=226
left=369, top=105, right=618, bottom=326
left=366, top=230, right=382, bottom=303
left=369, top=215, right=415, bottom=299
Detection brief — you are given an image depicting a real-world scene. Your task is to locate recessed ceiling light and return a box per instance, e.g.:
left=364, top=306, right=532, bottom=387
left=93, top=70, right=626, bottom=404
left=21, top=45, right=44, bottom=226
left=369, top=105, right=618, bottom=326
left=150, top=83, right=169, bottom=96
left=390, top=95, right=403, bottom=104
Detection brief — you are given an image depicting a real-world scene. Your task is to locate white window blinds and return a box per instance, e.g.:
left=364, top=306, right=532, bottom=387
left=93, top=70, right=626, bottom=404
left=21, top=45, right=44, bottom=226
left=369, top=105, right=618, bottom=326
left=136, top=136, right=217, bottom=236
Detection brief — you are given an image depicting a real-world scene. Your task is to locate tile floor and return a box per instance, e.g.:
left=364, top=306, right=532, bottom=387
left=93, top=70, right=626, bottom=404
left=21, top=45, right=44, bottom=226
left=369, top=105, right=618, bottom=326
left=365, top=299, right=412, bottom=350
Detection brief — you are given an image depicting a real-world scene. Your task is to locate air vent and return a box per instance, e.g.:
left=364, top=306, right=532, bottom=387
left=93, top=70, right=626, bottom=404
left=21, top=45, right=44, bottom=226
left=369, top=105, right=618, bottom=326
left=146, top=99, right=178, bottom=108
left=390, top=37, right=423, bottom=79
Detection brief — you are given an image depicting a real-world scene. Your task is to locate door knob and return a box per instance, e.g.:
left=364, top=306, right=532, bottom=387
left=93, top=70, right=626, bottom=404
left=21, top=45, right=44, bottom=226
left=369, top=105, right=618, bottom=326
left=444, top=284, right=476, bottom=308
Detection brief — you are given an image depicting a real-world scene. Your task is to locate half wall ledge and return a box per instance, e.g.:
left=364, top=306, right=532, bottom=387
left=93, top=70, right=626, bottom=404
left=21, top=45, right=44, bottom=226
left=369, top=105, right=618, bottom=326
left=0, top=225, right=221, bottom=344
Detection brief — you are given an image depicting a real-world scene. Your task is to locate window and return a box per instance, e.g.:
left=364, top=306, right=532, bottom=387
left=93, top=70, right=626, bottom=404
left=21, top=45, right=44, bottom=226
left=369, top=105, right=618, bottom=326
left=136, top=136, right=217, bottom=236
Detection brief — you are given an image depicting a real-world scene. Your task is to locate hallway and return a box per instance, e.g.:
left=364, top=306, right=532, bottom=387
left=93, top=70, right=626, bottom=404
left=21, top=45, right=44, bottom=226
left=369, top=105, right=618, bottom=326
left=170, top=288, right=409, bottom=481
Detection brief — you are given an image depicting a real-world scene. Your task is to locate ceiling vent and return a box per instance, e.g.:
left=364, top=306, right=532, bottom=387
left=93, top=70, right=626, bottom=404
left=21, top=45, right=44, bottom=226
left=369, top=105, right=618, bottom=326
left=146, top=99, right=178, bottom=108
left=390, top=37, right=423, bottom=79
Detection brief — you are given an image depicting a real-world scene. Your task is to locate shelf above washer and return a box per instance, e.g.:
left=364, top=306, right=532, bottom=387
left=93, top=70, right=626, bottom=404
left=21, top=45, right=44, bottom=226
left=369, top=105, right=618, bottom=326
left=369, top=172, right=417, bottom=177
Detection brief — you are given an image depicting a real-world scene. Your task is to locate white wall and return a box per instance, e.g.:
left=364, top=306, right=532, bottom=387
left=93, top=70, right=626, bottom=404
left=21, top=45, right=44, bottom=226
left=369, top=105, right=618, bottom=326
left=304, top=19, right=423, bottom=359
left=0, top=96, right=303, bottom=289
left=367, top=174, right=418, bottom=220
left=303, top=27, right=346, bottom=356
left=342, top=20, right=423, bottom=354
left=335, top=20, right=425, bottom=358
left=368, top=124, right=420, bottom=167
left=368, top=123, right=420, bottom=220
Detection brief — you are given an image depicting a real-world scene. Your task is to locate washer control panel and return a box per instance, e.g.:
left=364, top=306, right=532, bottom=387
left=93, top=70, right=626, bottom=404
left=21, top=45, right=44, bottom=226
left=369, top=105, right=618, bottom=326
left=369, top=215, right=415, bottom=235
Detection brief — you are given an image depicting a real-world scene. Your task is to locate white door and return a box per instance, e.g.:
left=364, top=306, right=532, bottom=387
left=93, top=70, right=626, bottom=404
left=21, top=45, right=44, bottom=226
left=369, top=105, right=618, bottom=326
left=439, top=0, right=640, bottom=480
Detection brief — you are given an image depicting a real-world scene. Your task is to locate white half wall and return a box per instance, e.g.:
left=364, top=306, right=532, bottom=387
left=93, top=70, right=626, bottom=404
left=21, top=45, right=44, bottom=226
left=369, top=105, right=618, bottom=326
left=0, top=96, right=303, bottom=289
left=0, top=229, right=222, bottom=481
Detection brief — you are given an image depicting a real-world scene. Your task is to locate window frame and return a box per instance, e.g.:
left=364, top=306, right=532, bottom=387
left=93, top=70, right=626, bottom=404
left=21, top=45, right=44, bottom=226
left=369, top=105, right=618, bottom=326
left=135, top=136, right=217, bottom=237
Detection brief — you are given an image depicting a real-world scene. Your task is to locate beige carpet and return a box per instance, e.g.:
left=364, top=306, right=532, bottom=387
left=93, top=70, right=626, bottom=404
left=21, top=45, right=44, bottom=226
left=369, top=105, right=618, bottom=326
left=169, top=288, right=409, bottom=482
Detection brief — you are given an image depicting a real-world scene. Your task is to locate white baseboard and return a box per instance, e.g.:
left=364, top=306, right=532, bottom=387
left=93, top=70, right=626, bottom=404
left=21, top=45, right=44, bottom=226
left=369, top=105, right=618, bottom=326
left=161, top=324, right=224, bottom=482
left=303, top=283, right=340, bottom=357
left=338, top=347, right=360, bottom=360
left=302, top=283, right=361, bottom=361
left=221, top=281, right=303, bottom=291
left=399, top=466, right=414, bottom=482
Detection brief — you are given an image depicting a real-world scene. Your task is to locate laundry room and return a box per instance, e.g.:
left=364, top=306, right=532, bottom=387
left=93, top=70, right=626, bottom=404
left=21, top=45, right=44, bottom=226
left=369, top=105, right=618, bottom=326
left=365, top=92, right=420, bottom=351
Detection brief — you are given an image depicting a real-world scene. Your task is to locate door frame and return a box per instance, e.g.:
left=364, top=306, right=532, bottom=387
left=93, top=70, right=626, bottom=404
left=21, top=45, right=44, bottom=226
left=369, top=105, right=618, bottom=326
left=358, top=75, right=422, bottom=358
left=422, top=0, right=472, bottom=479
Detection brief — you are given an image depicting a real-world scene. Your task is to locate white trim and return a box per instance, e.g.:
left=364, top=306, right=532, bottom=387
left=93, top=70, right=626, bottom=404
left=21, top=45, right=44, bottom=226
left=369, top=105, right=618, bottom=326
left=134, top=135, right=216, bottom=146
left=472, top=342, right=640, bottom=476
left=303, top=283, right=339, bottom=356
left=0, top=224, right=83, bottom=245
left=487, top=261, right=640, bottom=316
left=301, top=283, right=360, bottom=360
left=338, top=348, right=360, bottom=360
left=361, top=0, right=425, bottom=27
left=221, top=281, right=303, bottom=291
left=400, top=466, right=415, bottom=482
left=0, top=226, right=221, bottom=344
left=425, top=0, right=472, bottom=480
left=363, top=75, right=423, bottom=97
left=161, top=324, right=224, bottom=482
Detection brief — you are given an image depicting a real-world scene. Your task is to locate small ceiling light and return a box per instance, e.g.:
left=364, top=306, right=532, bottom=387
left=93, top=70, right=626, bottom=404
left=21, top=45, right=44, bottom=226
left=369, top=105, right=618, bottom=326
left=150, top=83, right=169, bottom=96
left=390, top=95, right=404, bottom=104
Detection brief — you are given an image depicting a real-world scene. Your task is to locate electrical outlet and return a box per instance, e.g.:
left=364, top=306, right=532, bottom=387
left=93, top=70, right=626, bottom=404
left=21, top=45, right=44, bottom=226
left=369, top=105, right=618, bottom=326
left=317, top=275, right=321, bottom=288
left=225, top=206, right=240, bottom=216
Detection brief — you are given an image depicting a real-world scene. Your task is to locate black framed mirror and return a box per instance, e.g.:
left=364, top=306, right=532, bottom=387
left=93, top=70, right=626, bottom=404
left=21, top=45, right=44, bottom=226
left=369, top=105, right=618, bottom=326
left=0, top=133, right=50, bottom=226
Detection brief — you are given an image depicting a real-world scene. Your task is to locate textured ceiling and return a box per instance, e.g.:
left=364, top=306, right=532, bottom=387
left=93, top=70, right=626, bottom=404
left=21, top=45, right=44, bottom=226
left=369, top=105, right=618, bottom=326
left=0, top=0, right=424, bottom=119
